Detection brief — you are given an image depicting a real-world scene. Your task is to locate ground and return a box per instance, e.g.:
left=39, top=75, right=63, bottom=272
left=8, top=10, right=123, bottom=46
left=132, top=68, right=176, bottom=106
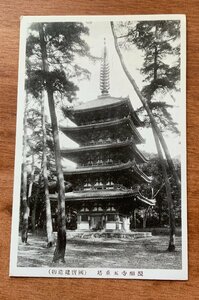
left=17, top=234, right=182, bottom=269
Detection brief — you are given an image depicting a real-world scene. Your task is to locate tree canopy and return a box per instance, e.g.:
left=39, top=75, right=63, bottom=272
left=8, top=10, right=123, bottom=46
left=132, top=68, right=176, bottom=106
left=117, top=20, right=180, bottom=134
left=26, top=22, right=90, bottom=101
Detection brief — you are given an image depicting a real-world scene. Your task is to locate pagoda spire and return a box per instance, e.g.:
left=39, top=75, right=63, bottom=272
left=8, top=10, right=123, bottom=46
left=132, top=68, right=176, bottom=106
left=100, top=38, right=110, bottom=96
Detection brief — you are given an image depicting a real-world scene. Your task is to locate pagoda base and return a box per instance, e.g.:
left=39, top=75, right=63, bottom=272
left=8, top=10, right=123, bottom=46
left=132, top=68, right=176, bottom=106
left=77, top=215, right=131, bottom=232
left=65, top=230, right=152, bottom=240
left=77, top=221, right=124, bottom=231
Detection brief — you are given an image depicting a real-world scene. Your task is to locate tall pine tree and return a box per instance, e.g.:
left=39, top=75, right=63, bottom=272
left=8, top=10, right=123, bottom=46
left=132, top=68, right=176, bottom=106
left=26, top=22, right=90, bottom=262
left=111, top=20, right=180, bottom=251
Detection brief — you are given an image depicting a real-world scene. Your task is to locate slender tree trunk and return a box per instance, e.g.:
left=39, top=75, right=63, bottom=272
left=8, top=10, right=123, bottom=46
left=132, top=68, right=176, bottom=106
left=111, top=22, right=176, bottom=251
left=28, top=154, right=35, bottom=199
left=110, top=22, right=180, bottom=188
left=41, top=93, right=54, bottom=247
left=31, top=172, right=42, bottom=233
left=21, top=96, right=30, bottom=244
left=152, top=128, right=176, bottom=251
left=39, top=23, right=66, bottom=262
left=151, top=38, right=175, bottom=251
left=31, top=196, right=37, bottom=233
left=28, top=154, right=35, bottom=233
left=47, top=88, right=66, bottom=262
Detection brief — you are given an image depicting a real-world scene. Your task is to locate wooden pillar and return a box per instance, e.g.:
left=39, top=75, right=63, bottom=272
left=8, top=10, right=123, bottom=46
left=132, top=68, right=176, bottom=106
left=104, top=214, right=107, bottom=230
left=77, top=215, right=81, bottom=230
left=90, top=216, right=95, bottom=229
left=102, top=215, right=106, bottom=229
left=116, top=214, right=120, bottom=230
left=143, top=209, right=147, bottom=229
left=122, top=216, right=130, bottom=232
left=88, top=216, right=91, bottom=229
left=134, top=209, right=137, bottom=229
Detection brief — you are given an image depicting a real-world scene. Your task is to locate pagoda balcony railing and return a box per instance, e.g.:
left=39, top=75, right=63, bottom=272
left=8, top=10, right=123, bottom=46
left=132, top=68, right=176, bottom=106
left=74, top=183, right=128, bottom=193
left=61, top=138, right=136, bottom=153
left=79, top=115, right=130, bottom=126
left=77, top=159, right=129, bottom=168
left=81, top=136, right=134, bottom=147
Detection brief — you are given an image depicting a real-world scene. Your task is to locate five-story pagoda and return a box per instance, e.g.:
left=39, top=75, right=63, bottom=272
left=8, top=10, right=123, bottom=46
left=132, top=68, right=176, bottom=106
left=50, top=40, right=155, bottom=232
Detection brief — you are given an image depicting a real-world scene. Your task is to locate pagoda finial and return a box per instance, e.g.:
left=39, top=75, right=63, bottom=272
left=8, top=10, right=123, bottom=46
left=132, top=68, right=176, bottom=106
left=100, top=38, right=110, bottom=96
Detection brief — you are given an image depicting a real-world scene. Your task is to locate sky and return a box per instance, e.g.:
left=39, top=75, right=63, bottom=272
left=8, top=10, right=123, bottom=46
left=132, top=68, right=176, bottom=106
left=57, top=21, right=182, bottom=167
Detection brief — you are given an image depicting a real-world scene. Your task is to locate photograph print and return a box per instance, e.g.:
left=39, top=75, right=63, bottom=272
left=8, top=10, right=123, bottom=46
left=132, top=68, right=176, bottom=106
left=10, top=15, right=187, bottom=279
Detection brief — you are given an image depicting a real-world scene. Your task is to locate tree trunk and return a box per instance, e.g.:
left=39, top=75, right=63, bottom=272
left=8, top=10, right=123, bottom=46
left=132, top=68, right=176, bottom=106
left=31, top=172, right=42, bottom=233
left=41, top=93, right=54, bottom=248
left=31, top=196, right=37, bottom=233
left=28, top=154, right=35, bottom=233
left=111, top=22, right=176, bottom=251
left=152, top=128, right=176, bottom=251
left=28, top=154, right=35, bottom=223
left=110, top=22, right=180, bottom=188
left=21, top=96, right=29, bottom=244
left=39, top=23, right=66, bottom=262
left=28, top=154, right=35, bottom=199
left=151, top=37, right=176, bottom=251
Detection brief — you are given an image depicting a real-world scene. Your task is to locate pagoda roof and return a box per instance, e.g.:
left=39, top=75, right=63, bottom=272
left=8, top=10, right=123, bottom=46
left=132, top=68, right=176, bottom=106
left=63, top=161, right=151, bottom=184
left=61, top=140, right=148, bottom=164
left=74, top=96, right=122, bottom=111
left=65, top=96, right=142, bottom=127
left=50, top=189, right=155, bottom=206
left=60, top=117, right=144, bottom=144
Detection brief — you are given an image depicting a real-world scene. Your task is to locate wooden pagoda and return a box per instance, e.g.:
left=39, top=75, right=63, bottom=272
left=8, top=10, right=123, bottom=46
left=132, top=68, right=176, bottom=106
left=50, top=40, right=155, bottom=232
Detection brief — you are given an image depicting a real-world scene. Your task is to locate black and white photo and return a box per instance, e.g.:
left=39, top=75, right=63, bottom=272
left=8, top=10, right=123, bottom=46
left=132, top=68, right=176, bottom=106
left=10, top=15, right=187, bottom=279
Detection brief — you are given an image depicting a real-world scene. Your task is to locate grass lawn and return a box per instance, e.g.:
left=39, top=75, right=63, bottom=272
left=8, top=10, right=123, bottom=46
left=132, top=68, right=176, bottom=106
left=17, top=234, right=182, bottom=269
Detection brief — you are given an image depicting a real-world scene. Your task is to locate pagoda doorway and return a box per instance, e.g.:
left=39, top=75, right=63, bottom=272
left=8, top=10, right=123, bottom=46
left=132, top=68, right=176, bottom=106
left=90, top=214, right=104, bottom=231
